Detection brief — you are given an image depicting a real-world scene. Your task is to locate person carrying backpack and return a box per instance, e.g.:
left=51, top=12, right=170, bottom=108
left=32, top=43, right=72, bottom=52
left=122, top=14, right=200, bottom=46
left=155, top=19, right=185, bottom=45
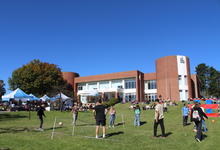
left=191, top=102, right=208, bottom=142
left=134, top=105, right=141, bottom=126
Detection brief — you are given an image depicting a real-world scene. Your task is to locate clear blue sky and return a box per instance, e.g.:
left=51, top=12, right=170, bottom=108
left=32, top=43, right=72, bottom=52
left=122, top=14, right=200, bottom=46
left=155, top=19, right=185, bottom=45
left=0, top=0, right=220, bottom=93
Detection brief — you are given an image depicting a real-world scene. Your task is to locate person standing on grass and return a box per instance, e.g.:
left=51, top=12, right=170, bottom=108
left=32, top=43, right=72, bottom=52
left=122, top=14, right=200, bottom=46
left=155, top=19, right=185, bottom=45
left=191, top=102, right=208, bottom=142
left=182, top=103, right=189, bottom=126
left=134, top=104, right=141, bottom=126
left=72, top=105, right=79, bottom=125
left=37, top=104, right=46, bottom=131
left=153, top=99, right=165, bottom=138
left=93, top=99, right=107, bottom=138
left=109, top=106, right=116, bottom=128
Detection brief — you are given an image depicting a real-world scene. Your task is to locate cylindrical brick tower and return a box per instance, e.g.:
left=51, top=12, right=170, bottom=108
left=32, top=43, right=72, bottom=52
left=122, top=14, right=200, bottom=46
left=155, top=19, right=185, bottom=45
left=156, top=55, right=192, bottom=101
left=62, top=72, right=79, bottom=97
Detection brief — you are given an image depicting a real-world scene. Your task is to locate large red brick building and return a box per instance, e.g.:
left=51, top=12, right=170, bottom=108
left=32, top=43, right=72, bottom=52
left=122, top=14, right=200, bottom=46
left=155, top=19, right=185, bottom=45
left=62, top=55, right=200, bottom=103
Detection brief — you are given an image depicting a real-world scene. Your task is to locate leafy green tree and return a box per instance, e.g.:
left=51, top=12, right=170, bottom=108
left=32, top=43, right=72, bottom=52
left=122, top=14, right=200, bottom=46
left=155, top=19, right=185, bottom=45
left=0, top=80, right=6, bottom=101
left=8, top=59, right=72, bottom=97
left=208, top=67, right=220, bottom=98
left=195, top=63, right=209, bottom=96
left=196, top=64, right=220, bottom=98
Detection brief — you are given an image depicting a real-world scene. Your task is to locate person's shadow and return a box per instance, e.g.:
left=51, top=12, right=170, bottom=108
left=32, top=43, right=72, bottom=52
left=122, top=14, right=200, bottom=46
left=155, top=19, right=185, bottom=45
left=106, top=131, right=124, bottom=137
left=140, top=121, right=147, bottom=126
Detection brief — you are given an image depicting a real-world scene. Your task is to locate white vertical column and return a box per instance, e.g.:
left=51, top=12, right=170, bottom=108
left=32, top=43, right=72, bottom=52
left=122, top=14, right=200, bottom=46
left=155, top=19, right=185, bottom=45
left=109, top=81, right=112, bottom=89
left=97, top=82, right=99, bottom=90
left=86, top=83, right=88, bottom=90
left=122, top=79, right=125, bottom=89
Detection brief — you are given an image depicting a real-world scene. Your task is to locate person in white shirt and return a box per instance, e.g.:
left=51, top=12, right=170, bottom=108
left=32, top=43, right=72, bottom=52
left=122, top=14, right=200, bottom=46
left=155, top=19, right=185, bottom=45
left=153, top=99, right=165, bottom=138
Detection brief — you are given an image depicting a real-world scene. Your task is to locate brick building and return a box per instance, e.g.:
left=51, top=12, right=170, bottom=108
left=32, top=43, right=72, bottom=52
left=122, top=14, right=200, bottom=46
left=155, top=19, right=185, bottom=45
left=62, top=55, right=200, bottom=103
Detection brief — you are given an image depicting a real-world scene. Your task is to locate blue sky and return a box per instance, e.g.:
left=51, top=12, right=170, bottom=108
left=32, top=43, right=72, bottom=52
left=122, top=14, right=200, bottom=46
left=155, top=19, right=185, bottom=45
left=0, top=0, right=220, bottom=92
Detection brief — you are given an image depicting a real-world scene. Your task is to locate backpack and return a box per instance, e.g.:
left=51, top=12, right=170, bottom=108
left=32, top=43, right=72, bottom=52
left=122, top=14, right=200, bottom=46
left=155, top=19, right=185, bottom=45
left=192, top=109, right=201, bottom=122
left=135, top=109, right=140, bottom=115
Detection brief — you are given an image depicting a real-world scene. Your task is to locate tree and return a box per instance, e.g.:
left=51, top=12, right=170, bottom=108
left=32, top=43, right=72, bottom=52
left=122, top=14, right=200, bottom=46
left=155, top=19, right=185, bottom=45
left=196, top=63, right=220, bottom=98
left=0, top=80, right=6, bottom=101
left=195, top=63, right=209, bottom=97
left=8, top=59, right=72, bottom=97
left=208, top=67, right=220, bottom=98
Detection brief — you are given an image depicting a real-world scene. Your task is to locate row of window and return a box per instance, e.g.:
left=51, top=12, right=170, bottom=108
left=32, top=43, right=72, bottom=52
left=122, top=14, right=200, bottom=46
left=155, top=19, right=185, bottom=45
left=78, top=79, right=136, bottom=90
left=78, top=80, right=159, bottom=91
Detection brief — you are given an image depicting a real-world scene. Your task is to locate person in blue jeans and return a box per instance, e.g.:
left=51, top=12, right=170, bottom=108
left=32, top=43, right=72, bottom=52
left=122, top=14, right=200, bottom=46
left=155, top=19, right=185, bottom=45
left=182, top=104, right=189, bottom=126
left=109, top=106, right=116, bottom=128
left=134, top=105, right=141, bottom=126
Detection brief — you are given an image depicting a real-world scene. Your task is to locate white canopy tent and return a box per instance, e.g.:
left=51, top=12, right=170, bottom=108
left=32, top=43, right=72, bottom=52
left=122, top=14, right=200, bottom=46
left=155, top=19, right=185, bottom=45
left=40, top=95, right=51, bottom=101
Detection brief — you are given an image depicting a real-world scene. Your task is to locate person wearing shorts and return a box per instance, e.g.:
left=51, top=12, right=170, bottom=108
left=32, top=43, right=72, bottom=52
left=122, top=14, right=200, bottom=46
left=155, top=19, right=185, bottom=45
left=93, top=99, right=107, bottom=138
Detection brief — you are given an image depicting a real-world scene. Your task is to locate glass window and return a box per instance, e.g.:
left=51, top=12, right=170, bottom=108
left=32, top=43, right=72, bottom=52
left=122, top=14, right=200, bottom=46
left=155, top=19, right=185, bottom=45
left=124, top=93, right=136, bottom=102
left=145, top=93, right=157, bottom=101
left=125, top=79, right=136, bottom=89
left=112, top=80, right=122, bottom=89
left=78, top=83, right=86, bottom=91
left=99, top=81, right=109, bottom=90
left=178, top=75, right=182, bottom=85
left=184, top=75, right=187, bottom=85
left=145, top=80, right=157, bottom=90
left=88, top=82, right=97, bottom=90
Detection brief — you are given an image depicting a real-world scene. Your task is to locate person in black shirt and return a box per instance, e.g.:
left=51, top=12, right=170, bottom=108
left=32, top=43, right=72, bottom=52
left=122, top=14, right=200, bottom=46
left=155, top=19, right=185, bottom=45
left=93, top=99, right=107, bottom=138
left=37, top=105, right=46, bottom=131
left=191, top=102, right=208, bottom=142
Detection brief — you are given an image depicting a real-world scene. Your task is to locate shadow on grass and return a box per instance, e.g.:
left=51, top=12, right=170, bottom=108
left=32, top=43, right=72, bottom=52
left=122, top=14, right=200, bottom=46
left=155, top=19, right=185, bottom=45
left=0, top=113, right=27, bottom=121
left=106, top=131, right=124, bottom=137
left=77, top=123, right=96, bottom=126
left=0, top=126, right=64, bottom=134
left=157, top=132, right=173, bottom=137
left=140, top=121, right=147, bottom=126
left=115, top=122, right=124, bottom=126
left=0, top=127, right=31, bottom=134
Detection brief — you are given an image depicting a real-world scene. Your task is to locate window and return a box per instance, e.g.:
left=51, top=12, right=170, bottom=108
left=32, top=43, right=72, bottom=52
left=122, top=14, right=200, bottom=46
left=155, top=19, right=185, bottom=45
left=184, top=75, right=187, bottom=85
left=112, top=80, right=122, bottom=89
left=145, top=93, right=157, bottom=101
left=99, top=81, right=109, bottom=90
left=145, top=80, right=157, bottom=89
left=179, top=90, right=183, bottom=100
left=178, top=75, right=182, bottom=85
left=125, top=79, right=136, bottom=89
left=88, top=82, right=97, bottom=90
left=124, top=93, right=136, bottom=102
left=78, top=83, right=86, bottom=91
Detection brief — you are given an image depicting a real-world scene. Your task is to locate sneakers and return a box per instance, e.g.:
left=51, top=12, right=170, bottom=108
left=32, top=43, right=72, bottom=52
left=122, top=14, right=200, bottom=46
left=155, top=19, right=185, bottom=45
left=95, top=135, right=105, bottom=139
left=195, top=138, right=201, bottom=143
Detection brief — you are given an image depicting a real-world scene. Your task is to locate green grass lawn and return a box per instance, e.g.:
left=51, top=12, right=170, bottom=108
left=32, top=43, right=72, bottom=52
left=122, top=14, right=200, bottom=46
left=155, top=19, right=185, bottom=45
left=0, top=103, right=220, bottom=150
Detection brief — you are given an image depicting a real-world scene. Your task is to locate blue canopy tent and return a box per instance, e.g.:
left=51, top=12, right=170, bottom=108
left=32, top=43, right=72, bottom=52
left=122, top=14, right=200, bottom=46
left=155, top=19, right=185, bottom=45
left=29, top=94, right=40, bottom=101
left=2, top=88, right=32, bottom=101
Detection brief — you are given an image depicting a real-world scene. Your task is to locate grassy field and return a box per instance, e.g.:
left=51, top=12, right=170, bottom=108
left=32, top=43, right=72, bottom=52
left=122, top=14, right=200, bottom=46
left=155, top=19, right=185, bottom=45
left=0, top=103, right=220, bottom=150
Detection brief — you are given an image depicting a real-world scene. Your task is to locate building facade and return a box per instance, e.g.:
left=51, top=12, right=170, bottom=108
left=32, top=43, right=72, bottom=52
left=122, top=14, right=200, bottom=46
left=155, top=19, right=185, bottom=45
left=62, top=55, right=200, bottom=103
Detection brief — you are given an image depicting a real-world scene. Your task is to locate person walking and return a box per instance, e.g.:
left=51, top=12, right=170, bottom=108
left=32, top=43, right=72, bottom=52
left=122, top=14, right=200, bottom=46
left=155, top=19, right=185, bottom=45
left=191, top=102, right=208, bottom=142
left=134, top=105, right=141, bottom=126
left=37, top=105, right=46, bottom=131
left=109, top=106, right=116, bottom=128
left=72, top=105, right=79, bottom=126
left=182, top=104, right=189, bottom=126
left=93, top=99, right=107, bottom=138
left=153, top=99, right=165, bottom=138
